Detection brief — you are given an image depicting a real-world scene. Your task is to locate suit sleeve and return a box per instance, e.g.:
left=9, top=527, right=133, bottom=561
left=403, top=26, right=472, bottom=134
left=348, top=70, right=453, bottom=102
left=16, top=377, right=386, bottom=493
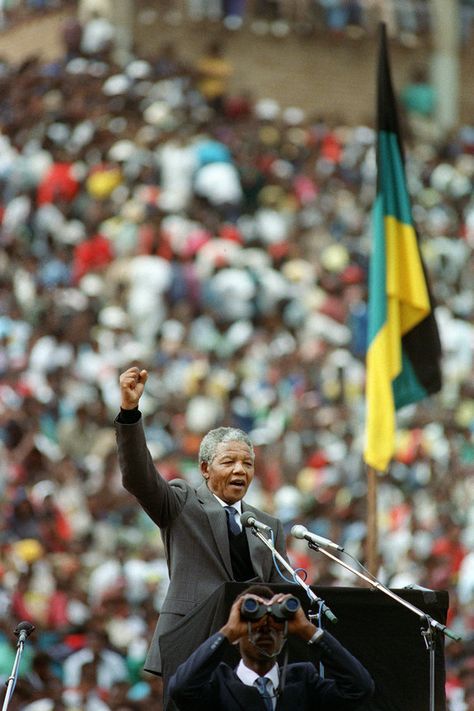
left=306, top=630, right=375, bottom=710
left=168, top=632, right=229, bottom=711
left=115, top=414, right=186, bottom=527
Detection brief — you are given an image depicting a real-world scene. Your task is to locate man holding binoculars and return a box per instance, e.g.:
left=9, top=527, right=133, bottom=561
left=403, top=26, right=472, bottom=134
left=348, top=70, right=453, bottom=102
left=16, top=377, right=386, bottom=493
left=169, top=585, right=374, bottom=710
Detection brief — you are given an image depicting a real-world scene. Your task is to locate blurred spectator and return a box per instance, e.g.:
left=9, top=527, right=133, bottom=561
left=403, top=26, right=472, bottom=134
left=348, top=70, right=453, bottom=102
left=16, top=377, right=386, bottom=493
left=187, top=0, right=223, bottom=22
left=401, top=63, right=438, bottom=141
left=79, top=9, right=115, bottom=58
left=195, top=40, right=233, bottom=114
left=62, top=627, right=129, bottom=701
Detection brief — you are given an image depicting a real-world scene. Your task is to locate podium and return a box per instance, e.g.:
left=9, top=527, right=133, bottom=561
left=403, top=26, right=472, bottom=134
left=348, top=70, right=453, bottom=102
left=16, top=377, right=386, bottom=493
left=160, top=583, right=449, bottom=711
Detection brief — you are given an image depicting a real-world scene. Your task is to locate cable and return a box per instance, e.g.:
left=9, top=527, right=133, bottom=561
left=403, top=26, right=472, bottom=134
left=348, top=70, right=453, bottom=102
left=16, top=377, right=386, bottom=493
left=269, top=530, right=300, bottom=584
left=341, top=549, right=380, bottom=585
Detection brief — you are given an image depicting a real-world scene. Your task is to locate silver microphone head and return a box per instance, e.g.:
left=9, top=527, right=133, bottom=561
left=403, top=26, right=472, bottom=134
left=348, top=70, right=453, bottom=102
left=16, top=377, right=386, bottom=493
left=240, top=511, right=256, bottom=527
left=290, top=524, right=307, bottom=540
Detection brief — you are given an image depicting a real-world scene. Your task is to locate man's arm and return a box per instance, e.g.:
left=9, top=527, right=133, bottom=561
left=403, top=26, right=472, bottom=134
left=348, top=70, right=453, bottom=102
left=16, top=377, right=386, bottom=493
left=306, top=630, right=375, bottom=709
left=115, top=366, right=185, bottom=527
left=168, top=632, right=229, bottom=711
left=283, top=596, right=374, bottom=709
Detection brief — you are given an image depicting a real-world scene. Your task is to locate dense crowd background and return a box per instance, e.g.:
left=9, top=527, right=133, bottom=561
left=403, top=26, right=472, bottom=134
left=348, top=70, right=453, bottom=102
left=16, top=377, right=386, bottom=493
left=2, top=0, right=474, bottom=46
left=0, top=2, right=473, bottom=710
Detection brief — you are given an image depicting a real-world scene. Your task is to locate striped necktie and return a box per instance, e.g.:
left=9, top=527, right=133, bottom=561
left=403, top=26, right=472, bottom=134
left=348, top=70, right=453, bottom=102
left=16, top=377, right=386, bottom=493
left=254, top=676, right=273, bottom=711
left=224, top=506, right=241, bottom=536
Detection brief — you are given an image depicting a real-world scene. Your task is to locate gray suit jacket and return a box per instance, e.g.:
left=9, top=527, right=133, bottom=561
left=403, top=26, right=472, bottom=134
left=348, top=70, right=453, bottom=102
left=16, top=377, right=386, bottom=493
left=115, top=416, right=289, bottom=676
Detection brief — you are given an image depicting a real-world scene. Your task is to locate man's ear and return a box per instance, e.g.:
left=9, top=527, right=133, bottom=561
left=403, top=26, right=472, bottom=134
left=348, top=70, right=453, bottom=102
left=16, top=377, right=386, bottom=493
left=200, top=461, right=209, bottom=480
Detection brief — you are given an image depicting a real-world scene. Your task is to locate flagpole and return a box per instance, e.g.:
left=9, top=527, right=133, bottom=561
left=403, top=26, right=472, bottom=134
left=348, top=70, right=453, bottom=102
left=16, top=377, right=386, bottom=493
left=366, top=466, right=379, bottom=575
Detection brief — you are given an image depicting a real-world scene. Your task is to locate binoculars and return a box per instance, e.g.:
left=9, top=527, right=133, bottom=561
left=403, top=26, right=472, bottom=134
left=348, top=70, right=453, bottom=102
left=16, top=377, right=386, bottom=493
left=240, top=595, right=301, bottom=621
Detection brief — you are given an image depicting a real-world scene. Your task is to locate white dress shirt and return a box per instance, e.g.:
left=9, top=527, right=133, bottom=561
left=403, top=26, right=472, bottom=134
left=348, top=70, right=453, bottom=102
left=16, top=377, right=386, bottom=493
left=212, top=494, right=242, bottom=532
left=236, top=659, right=279, bottom=710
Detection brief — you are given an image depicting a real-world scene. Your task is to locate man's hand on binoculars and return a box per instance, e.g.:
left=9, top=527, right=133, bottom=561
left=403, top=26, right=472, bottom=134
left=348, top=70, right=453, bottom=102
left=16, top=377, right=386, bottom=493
left=220, top=593, right=318, bottom=645
left=286, top=607, right=319, bottom=641
left=220, top=593, right=267, bottom=644
left=267, top=594, right=319, bottom=640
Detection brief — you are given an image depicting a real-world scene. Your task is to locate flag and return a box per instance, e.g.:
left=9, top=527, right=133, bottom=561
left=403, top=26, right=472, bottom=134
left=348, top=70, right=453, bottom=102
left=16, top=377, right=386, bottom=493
left=364, top=24, right=442, bottom=472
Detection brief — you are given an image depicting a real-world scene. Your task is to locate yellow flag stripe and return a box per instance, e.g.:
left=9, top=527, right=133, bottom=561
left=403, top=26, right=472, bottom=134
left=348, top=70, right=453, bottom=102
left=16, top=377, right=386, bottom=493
left=364, top=216, right=431, bottom=472
left=386, top=215, right=430, bottom=333
left=364, top=322, right=395, bottom=472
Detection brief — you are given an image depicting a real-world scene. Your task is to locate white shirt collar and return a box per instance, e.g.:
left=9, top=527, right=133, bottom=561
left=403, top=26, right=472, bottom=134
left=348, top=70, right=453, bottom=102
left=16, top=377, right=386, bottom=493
left=212, top=494, right=242, bottom=514
left=236, top=658, right=279, bottom=690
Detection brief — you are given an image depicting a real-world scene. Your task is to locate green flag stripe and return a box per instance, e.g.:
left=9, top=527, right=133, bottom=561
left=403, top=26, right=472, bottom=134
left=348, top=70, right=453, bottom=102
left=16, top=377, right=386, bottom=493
left=367, top=195, right=387, bottom=343
left=378, top=131, right=413, bottom=225
left=401, top=314, right=442, bottom=398
left=394, top=349, right=429, bottom=409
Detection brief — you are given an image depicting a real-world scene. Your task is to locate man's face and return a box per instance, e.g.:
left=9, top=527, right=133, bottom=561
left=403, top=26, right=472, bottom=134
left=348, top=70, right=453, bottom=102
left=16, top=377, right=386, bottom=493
left=201, top=440, right=254, bottom=504
left=239, top=609, right=285, bottom=663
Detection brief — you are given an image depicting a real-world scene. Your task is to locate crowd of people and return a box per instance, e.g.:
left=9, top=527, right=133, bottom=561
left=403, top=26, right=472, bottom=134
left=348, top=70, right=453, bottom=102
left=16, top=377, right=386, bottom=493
left=132, top=0, right=434, bottom=42
left=128, top=0, right=474, bottom=47
left=0, top=4, right=473, bottom=711
left=4, top=0, right=472, bottom=47
left=120, top=0, right=474, bottom=46
left=0, top=0, right=74, bottom=30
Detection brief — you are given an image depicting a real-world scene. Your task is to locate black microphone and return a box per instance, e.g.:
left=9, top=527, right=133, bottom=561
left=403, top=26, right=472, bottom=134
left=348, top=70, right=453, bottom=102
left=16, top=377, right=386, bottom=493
left=240, top=511, right=272, bottom=534
left=14, top=621, right=35, bottom=644
left=291, top=524, right=344, bottom=552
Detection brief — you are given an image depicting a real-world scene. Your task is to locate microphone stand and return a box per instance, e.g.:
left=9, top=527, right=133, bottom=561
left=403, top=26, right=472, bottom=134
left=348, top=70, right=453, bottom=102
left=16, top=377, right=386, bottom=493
left=2, top=623, right=35, bottom=711
left=304, top=541, right=461, bottom=711
left=247, top=525, right=338, bottom=624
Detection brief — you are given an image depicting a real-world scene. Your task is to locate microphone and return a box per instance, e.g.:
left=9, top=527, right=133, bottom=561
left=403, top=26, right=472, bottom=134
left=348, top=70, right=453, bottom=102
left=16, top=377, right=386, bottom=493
left=291, top=525, right=344, bottom=552
left=14, top=621, right=35, bottom=644
left=240, top=511, right=272, bottom=534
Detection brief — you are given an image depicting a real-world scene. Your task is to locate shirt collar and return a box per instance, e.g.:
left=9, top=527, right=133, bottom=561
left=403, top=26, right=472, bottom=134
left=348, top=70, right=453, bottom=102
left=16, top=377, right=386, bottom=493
left=212, top=494, right=242, bottom=514
left=235, top=659, right=279, bottom=689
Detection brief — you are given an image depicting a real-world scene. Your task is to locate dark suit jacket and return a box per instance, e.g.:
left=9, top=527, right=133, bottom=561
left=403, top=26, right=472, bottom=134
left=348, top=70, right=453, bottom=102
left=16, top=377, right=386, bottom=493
left=115, top=416, right=289, bottom=675
left=168, top=630, right=375, bottom=711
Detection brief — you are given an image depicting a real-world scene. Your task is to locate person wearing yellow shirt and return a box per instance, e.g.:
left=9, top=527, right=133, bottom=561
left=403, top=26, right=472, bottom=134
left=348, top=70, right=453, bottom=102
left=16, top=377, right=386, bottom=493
left=196, top=41, right=233, bottom=113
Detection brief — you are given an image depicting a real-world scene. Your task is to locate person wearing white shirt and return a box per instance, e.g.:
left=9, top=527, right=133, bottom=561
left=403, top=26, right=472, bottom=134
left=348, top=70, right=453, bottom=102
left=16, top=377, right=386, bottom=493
left=62, top=628, right=128, bottom=692
left=168, top=584, right=374, bottom=711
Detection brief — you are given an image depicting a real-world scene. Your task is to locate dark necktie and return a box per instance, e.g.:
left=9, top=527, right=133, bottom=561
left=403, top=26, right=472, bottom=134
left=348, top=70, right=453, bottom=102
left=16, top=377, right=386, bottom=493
left=254, top=676, right=273, bottom=711
left=224, top=506, right=241, bottom=536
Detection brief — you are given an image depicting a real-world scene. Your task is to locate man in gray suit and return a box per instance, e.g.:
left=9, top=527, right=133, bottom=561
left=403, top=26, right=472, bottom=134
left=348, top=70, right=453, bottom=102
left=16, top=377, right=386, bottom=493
left=115, top=366, right=289, bottom=690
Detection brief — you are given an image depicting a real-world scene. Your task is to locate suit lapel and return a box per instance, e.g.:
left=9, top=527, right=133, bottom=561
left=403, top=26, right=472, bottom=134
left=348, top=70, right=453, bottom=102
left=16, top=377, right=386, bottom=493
left=228, top=680, right=265, bottom=710
left=275, top=674, right=305, bottom=711
left=223, top=667, right=267, bottom=711
left=222, top=666, right=304, bottom=711
left=196, top=482, right=233, bottom=578
left=195, top=486, right=271, bottom=582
